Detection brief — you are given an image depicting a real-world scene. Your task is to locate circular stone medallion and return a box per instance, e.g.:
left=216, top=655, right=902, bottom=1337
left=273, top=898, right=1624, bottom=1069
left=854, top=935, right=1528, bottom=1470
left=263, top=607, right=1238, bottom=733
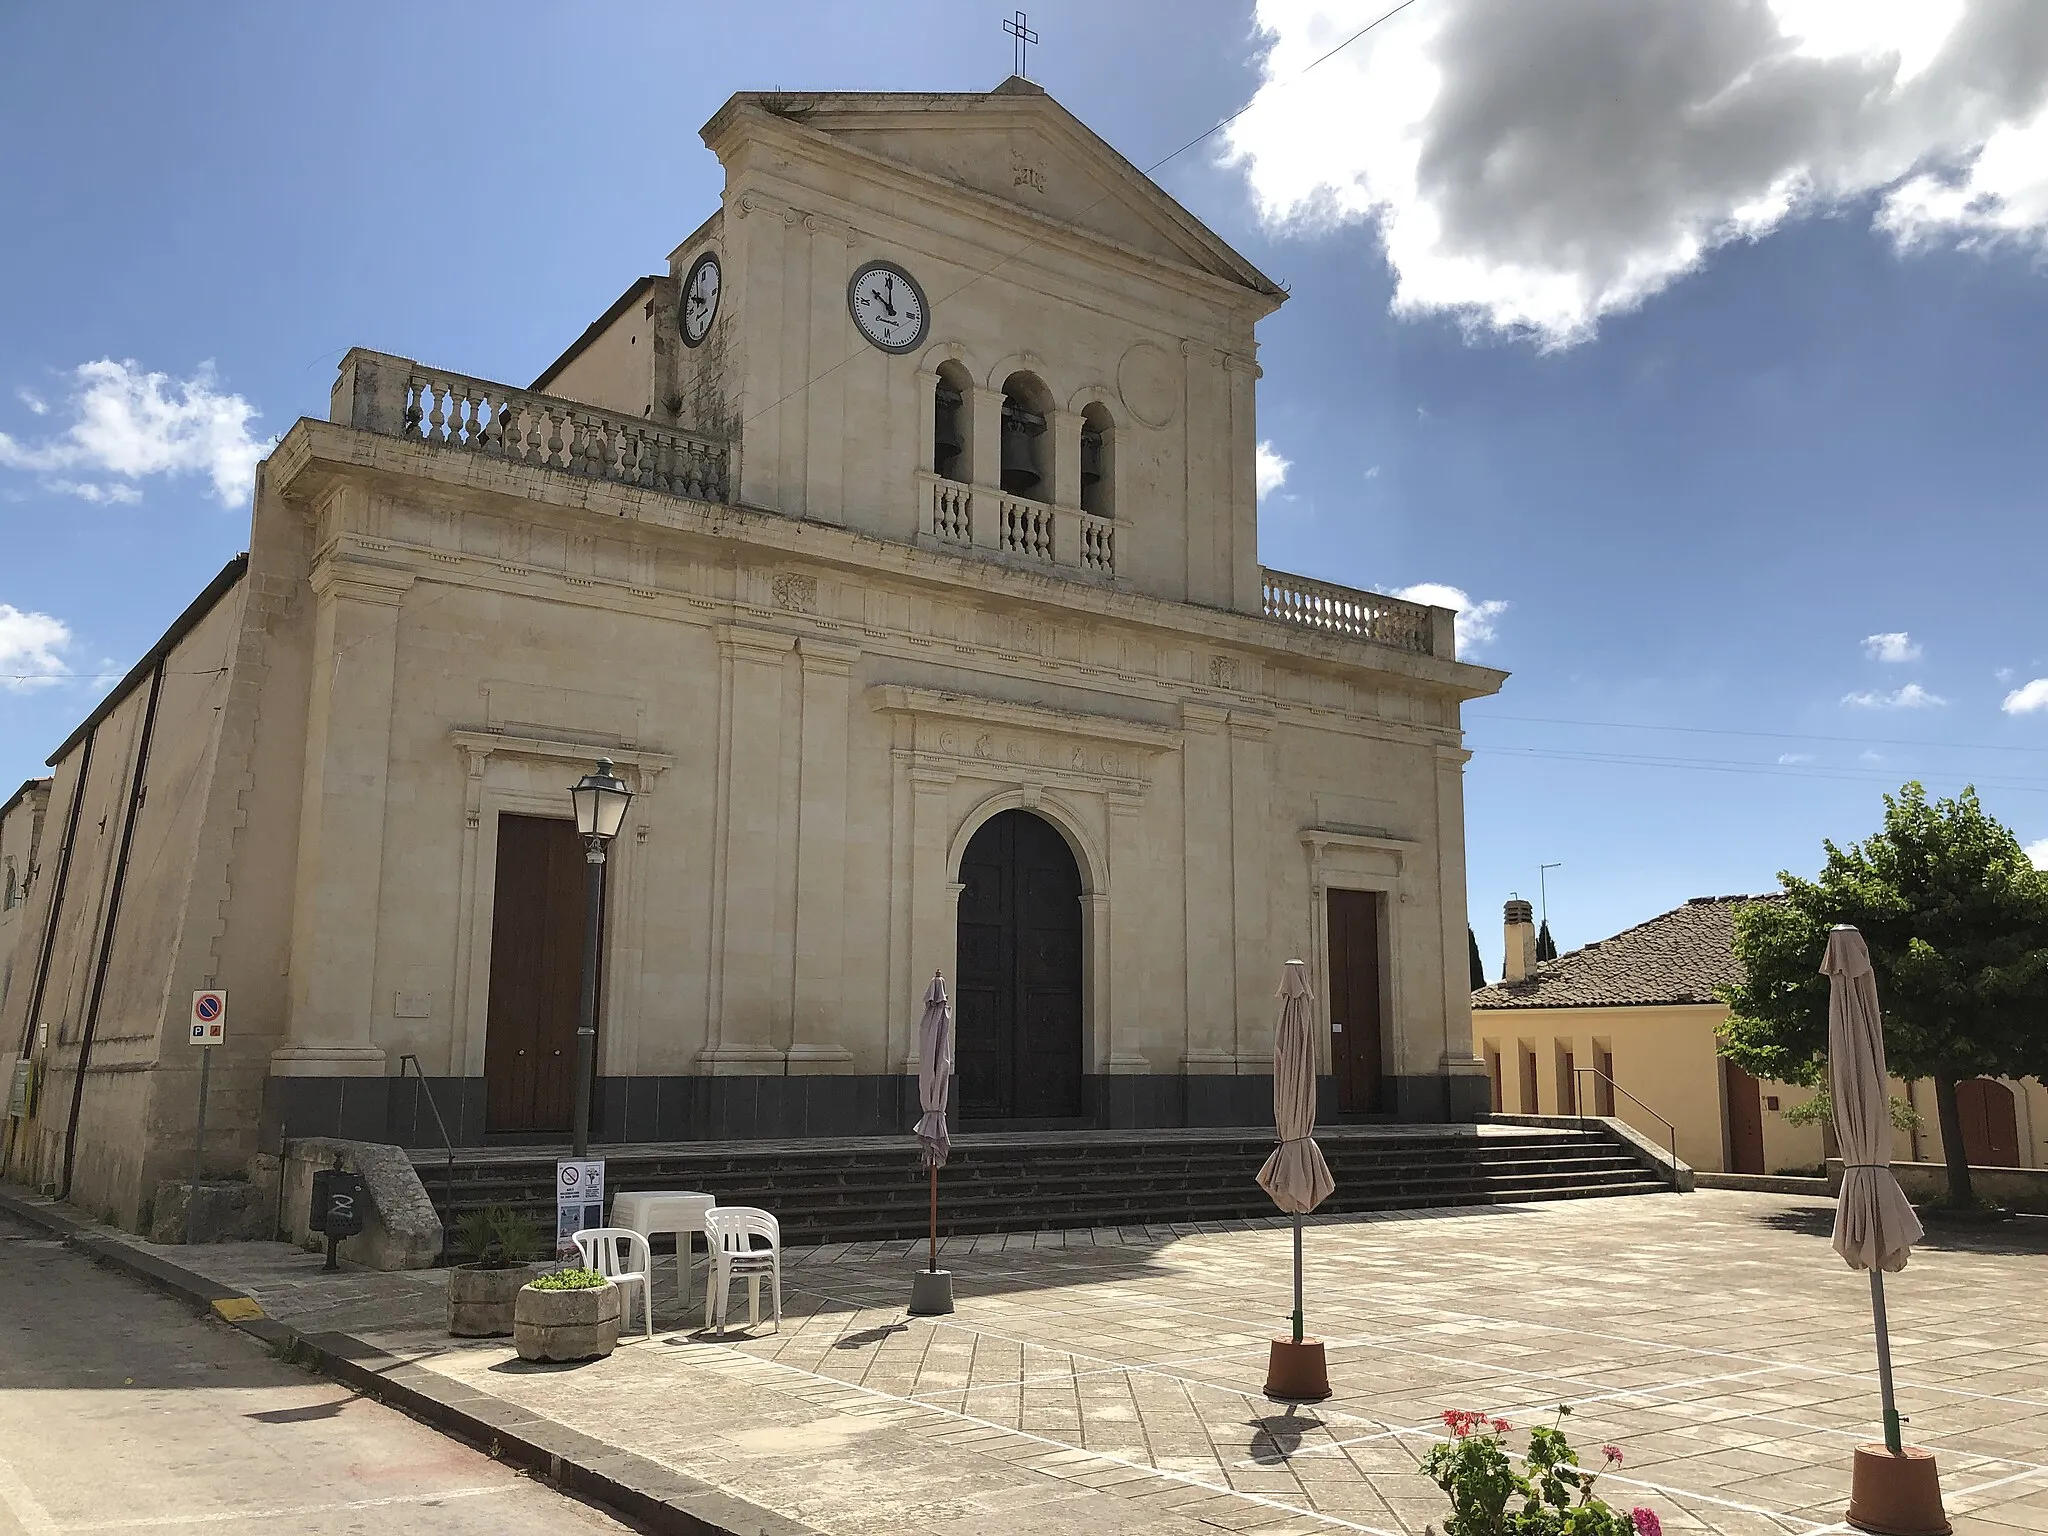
left=1118, top=341, right=1179, bottom=429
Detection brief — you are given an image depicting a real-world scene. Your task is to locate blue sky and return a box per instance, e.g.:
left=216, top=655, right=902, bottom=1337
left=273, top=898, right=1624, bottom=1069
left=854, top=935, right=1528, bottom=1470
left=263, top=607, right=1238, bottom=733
left=5, top=2, right=2048, bottom=967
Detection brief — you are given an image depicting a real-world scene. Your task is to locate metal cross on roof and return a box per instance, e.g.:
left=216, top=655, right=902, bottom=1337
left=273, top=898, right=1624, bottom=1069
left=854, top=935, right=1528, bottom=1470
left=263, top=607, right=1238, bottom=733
left=1004, top=10, right=1039, bottom=77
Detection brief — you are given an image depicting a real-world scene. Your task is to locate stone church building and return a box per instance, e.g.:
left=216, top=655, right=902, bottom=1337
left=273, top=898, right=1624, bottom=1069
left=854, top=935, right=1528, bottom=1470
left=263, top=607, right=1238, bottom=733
left=2, top=79, right=1504, bottom=1224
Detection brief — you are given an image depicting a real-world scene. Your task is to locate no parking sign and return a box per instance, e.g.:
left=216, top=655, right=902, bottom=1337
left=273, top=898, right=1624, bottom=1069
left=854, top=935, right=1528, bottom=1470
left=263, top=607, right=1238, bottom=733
left=189, top=991, right=227, bottom=1046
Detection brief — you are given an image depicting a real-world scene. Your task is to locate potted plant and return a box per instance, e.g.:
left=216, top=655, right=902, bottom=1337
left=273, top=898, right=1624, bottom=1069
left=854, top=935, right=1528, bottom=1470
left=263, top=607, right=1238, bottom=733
left=1420, top=1406, right=1661, bottom=1535
left=446, top=1207, right=544, bottom=1337
left=514, top=1267, right=621, bottom=1362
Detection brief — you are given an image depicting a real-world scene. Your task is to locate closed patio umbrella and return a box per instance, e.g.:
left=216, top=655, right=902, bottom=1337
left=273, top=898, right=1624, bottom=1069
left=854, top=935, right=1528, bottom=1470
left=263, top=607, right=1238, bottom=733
left=1257, top=959, right=1334, bottom=1400
left=909, top=972, right=955, bottom=1315
left=1825, top=925, right=1945, bottom=1535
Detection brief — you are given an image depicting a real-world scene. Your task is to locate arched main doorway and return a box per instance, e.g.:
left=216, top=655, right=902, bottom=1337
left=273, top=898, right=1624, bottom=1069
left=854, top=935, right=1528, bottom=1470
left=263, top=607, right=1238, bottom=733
left=955, top=809, right=1084, bottom=1120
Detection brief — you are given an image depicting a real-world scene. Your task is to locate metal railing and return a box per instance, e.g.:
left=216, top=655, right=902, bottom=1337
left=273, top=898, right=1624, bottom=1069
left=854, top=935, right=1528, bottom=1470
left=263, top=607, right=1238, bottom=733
left=397, top=1053, right=456, bottom=1260
left=1573, top=1067, right=1682, bottom=1190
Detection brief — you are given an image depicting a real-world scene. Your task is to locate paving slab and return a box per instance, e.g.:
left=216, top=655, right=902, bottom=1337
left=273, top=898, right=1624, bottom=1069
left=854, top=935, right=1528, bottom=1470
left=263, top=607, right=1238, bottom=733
left=9, top=1187, right=2048, bottom=1534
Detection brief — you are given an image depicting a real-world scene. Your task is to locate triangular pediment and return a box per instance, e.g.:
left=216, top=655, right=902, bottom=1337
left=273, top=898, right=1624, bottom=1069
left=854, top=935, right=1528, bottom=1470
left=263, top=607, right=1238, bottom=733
left=704, top=80, right=1281, bottom=301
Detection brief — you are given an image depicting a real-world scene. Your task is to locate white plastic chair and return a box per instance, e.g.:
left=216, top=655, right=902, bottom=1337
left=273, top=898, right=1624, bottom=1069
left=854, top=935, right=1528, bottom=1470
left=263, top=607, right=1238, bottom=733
left=572, top=1227, right=654, bottom=1340
left=702, top=1207, right=781, bottom=1336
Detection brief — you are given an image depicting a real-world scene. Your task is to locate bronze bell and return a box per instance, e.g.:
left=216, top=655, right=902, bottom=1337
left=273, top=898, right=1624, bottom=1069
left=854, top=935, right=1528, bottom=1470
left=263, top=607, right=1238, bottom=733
left=1000, top=406, right=1044, bottom=496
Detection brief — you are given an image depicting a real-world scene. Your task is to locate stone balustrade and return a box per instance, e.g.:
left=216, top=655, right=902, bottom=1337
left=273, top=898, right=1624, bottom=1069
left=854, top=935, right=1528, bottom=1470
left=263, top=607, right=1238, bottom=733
left=1260, top=568, right=1441, bottom=656
left=331, top=348, right=729, bottom=504
left=919, top=473, right=1118, bottom=581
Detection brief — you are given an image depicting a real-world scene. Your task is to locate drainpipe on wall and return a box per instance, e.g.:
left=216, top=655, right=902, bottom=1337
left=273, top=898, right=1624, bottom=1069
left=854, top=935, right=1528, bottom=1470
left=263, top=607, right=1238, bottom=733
left=57, top=661, right=165, bottom=1202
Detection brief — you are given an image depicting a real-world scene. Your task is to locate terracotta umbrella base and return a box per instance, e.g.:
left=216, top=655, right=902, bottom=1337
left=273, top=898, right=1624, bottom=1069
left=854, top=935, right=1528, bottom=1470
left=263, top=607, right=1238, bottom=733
left=1846, top=1445, right=1950, bottom=1536
left=1263, top=1338, right=1330, bottom=1402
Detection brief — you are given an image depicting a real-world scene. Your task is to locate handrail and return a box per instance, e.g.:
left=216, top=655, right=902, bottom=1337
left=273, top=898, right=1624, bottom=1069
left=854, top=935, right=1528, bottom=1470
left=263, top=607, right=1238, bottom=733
left=397, top=1054, right=455, bottom=1261
left=1573, top=1067, right=1681, bottom=1190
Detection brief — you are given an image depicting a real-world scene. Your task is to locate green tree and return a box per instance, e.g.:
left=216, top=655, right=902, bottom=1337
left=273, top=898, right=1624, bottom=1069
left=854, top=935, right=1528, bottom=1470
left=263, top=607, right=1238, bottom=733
left=1469, top=926, right=1486, bottom=990
left=1720, top=783, right=2048, bottom=1206
left=1536, top=919, right=1558, bottom=963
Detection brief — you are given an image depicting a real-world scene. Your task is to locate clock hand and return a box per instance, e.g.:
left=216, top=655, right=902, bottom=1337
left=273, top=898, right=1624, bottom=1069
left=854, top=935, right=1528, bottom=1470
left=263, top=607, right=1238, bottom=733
left=868, top=286, right=897, bottom=318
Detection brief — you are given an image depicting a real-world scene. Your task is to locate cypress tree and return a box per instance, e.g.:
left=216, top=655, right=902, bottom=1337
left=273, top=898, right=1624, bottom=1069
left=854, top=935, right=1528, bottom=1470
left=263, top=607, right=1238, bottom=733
left=1536, top=919, right=1557, bottom=962
left=1468, top=926, right=1485, bottom=990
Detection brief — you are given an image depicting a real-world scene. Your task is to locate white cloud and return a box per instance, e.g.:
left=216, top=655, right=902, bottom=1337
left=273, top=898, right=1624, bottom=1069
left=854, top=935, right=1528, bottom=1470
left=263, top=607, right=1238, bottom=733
left=0, top=604, right=71, bottom=690
left=1843, top=683, right=1946, bottom=708
left=1389, top=581, right=1508, bottom=653
left=48, top=479, right=142, bottom=506
left=2027, top=837, right=2048, bottom=870
left=15, top=388, right=47, bottom=416
left=1255, top=439, right=1291, bottom=500
left=1224, top=1, right=2048, bottom=346
left=1863, top=631, right=1922, bottom=662
left=2002, top=677, right=2048, bottom=713
left=0, top=359, right=270, bottom=506
left=1363, top=464, right=1382, bottom=479
left=1777, top=752, right=1815, bottom=765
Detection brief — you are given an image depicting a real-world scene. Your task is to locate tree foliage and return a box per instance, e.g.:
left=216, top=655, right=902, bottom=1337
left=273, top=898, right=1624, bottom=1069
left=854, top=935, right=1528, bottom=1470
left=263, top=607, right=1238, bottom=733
left=1536, top=919, right=1558, bottom=963
left=1720, top=783, right=2048, bottom=1202
left=1470, top=926, right=1487, bottom=990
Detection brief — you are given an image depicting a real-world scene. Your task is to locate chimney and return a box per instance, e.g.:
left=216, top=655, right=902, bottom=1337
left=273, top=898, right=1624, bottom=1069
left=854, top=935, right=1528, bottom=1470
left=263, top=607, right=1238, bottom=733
left=1503, top=899, right=1537, bottom=982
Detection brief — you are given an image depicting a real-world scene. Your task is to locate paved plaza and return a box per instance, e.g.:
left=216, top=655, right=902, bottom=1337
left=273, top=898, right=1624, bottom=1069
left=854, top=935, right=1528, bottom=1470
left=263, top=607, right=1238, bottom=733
left=86, top=1190, right=2048, bottom=1534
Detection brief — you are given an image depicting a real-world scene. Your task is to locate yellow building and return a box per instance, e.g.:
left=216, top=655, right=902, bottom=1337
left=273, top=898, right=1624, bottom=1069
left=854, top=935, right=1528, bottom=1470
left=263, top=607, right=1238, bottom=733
left=1471, top=896, right=2047, bottom=1176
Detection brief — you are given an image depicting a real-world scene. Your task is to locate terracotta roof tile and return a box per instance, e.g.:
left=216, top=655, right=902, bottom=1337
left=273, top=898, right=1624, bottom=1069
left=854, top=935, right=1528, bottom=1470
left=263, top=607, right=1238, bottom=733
left=1471, top=893, right=1783, bottom=1010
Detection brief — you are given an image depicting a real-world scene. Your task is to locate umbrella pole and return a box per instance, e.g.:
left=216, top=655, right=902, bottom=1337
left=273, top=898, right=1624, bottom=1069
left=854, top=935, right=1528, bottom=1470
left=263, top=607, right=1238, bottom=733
left=929, top=1164, right=938, bottom=1274
left=1870, top=1268, right=1902, bottom=1455
left=1291, top=1211, right=1304, bottom=1344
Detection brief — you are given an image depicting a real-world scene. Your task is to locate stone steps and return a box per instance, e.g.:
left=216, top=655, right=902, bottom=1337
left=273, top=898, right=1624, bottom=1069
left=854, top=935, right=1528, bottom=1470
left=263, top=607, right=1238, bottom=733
left=407, top=1123, right=1671, bottom=1255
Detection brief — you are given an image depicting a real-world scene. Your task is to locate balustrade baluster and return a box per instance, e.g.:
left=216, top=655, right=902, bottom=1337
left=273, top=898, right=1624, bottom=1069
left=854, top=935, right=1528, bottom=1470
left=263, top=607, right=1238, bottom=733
left=426, top=380, right=447, bottom=444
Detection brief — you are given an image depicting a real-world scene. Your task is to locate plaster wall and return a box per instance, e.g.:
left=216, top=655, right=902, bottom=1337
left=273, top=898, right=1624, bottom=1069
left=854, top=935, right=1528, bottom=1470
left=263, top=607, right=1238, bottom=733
left=700, top=106, right=1272, bottom=615
left=541, top=280, right=663, bottom=419
left=1472, top=1001, right=1933, bottom=1175
left=0, top=782, right=50, bottom=1014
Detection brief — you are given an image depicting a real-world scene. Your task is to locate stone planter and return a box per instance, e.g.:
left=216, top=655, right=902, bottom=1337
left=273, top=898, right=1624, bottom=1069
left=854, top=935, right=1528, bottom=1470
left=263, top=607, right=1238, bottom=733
left=447, top=1263, right=540, bottom=1337
left=514, top=1281, right=621, bottom=1362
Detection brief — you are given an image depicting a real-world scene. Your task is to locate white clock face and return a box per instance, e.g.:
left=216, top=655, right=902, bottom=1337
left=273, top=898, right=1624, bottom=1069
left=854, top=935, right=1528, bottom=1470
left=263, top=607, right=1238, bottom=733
left=682, top=252, right=720, bottom=346
left=848, top=260, right=928, bottom=354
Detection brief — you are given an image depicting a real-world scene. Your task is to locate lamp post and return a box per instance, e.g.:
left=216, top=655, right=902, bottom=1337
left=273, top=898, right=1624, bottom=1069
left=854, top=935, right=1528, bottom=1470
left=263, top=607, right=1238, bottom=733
left=568, top=759, right=632, bottom=1159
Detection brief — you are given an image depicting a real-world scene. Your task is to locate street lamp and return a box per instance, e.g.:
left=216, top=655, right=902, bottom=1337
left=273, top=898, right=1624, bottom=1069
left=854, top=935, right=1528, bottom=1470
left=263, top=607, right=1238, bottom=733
left=568, top=759, right=632, bottom=1158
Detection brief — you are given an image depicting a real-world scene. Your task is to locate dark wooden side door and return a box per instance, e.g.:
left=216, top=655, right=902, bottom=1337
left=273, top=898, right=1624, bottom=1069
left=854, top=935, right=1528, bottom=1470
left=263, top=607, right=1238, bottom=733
left=1723, top=1058, right=1766, bottom=1174
left=955, top=810, right=1083, bottom=1120
left=1327, top=888, right=1384, bottom=1113
left=483, top=814, right=600, bottom=1133
left=1958, top=1078, right=2020, bottom=1167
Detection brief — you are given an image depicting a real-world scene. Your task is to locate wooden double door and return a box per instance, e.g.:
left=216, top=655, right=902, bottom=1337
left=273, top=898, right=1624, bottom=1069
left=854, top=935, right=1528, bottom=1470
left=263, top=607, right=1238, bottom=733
left=483, top=814, right=602, bottom=1133
left=1326, top=889, right=1387, bottom=1114
left=955, top=810, right=1084, bottom=1121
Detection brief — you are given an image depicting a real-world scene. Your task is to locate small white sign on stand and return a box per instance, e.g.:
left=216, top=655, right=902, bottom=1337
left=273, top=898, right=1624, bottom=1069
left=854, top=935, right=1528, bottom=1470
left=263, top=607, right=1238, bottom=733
left=556, top=1159, right=605, bottom=1259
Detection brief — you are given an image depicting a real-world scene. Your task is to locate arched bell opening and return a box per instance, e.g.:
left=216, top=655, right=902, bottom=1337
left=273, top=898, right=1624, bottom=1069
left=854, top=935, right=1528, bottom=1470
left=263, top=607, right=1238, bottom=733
left=1079, top=400, right=1115, bottom=517
left=932, top=359, right=971, bottom=483
left=999, top=371, right=1053, bottom=500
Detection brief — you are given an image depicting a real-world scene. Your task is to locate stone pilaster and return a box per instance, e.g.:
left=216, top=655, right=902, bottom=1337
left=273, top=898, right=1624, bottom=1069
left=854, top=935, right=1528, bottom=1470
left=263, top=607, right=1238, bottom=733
left=1178, top=703, right=1235, bottom=1073
left=787, top=637, right=858, bottom=1072
left=1228, top=708, right=1275, bottom=1067
left=274, top=555, right=413, bottom=1076
left=702, top=624, right=794, bottom=1073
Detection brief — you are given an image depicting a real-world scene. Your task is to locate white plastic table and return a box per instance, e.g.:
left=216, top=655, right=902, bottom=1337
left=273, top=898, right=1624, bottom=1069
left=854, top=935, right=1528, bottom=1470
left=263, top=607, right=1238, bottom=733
left=609, top=1190, right=715, bottom=1308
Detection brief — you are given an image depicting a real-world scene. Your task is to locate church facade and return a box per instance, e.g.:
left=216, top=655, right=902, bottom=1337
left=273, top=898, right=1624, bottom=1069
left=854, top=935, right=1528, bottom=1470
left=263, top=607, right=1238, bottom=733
left=2, top=80, right=1504, bottom=1226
